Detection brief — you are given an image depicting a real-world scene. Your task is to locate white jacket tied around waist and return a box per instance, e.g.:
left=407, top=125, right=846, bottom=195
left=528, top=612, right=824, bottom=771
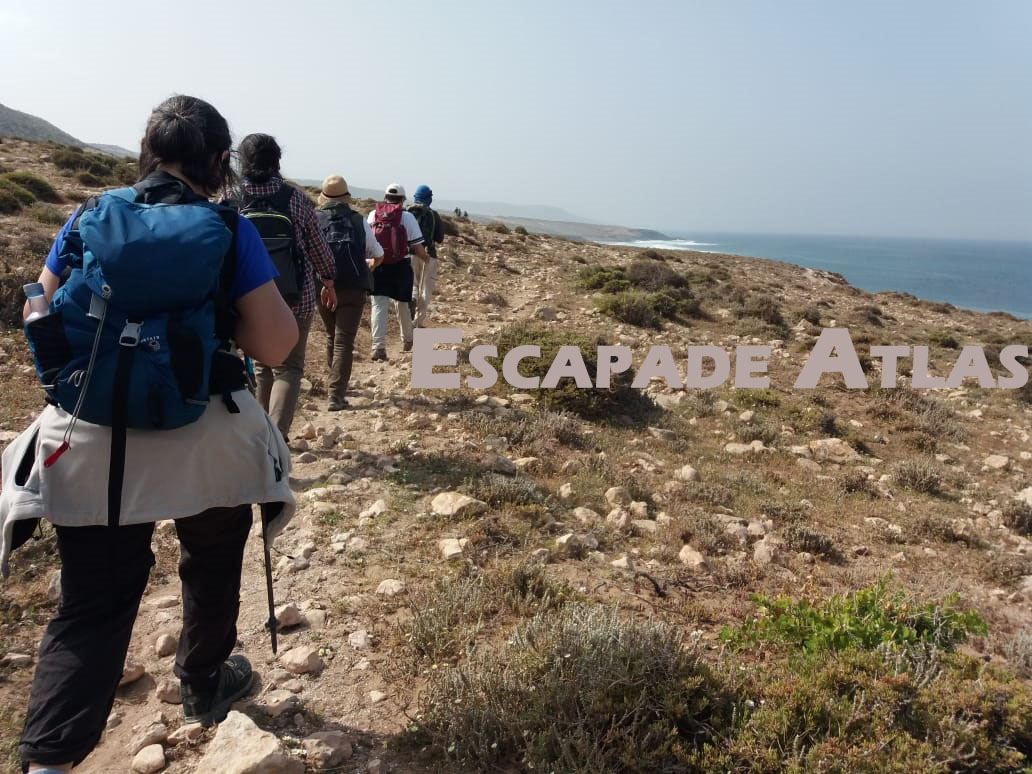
left=0, top=389, right=295, bottom=576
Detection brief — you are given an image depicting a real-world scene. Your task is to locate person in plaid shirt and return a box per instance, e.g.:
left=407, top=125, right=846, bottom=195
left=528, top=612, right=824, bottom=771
left=233, top=133, right=336, bottom=439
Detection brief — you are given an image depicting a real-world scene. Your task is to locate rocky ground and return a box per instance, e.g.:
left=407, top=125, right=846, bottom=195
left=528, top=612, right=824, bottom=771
left=2, top=137, right=1032, bottom=772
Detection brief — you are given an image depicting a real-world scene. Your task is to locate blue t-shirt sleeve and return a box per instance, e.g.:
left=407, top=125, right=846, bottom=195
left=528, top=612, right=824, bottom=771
left=43, top=212, right=79, bottom=276
left=231, top=215, right=279, bottom=301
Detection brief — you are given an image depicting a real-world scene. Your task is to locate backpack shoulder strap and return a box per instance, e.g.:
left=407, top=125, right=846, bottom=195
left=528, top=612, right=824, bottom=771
left=213, top=208, right=239, bottom=344
left=270, top=184, right=295, bottom=214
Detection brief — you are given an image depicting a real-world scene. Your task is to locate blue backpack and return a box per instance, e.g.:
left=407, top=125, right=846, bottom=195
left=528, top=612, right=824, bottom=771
left=25, top=185, right=239, bottom=438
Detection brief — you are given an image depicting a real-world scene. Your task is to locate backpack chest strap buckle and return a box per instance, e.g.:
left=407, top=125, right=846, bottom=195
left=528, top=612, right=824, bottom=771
left=119, top=321, right=143, bottom=347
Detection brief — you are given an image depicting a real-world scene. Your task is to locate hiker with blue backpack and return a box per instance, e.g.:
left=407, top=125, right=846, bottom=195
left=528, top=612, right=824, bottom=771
left=315, top=175, right=384, bottom=410
left=229, top=134, right=338, bottom=437
left=368, top=183, right=431, bottom=361
left=0, top=95, right=298, bottom=773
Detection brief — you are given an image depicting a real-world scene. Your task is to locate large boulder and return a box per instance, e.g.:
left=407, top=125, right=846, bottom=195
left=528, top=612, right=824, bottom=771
left=194, top=711, right=304, bottom=773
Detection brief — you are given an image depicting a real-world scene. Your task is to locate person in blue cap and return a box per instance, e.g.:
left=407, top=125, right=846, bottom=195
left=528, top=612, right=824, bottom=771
left=405, top=184, right=446, bottom=327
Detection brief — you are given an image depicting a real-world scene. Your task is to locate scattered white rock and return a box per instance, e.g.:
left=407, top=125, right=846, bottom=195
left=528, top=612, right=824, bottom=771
left=276, top=604, right=307, bottom=629
left=120, top=662, right=146, bottom=686
left=647, top=426, right=677, bottom=442
left=47, top=570, right=61, bottom=602
left=360, top=499, right=388, bottom=518
left=1, top=652, right=32, bottom=668
left=349, top=629, right=371, bottom=650
left=167, top=723, right=203, bottom=745
left=631, top=519, right=659, bottom=536
left=262, top=689, right=301, bottom=718
left=610, top=554, right=634, bottom=570
left=984, top=454, right=1010, bottom=471
left=155, top=634, right=177, bottom=658
left=678, top=545, right=708, bottom=569
left=558, top=482, right=575, bottom=499
left=605, top=486, right=632, bottom=506
left=752, top=540, right=782, bottom=567
left=674, top=465, right=700, bottom=482
left=155, top=678, right=181, bottom=704
left=605, top=507, right=632, bottom=532
left=195, top=711, right=304, bottom=774
left=809, top=438, right=861, bottom=464
left=131, top=743, right=166, bottom=773
left=438, top=538, right=465, bottom=560
left=376, top=579, right=405, bottom=597
left=369, top=690, right=387, bottom=704
left=280, top=646, right=325, bottom=675
left=431, top=492, right=488, bottom=518
left=129, top=722, right=169, bottom=755
left=303, top=730, right=353, bottom=768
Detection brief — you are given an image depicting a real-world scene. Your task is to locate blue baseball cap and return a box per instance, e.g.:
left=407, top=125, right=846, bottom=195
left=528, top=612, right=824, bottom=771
left=414, top=184, right=432, bottom=204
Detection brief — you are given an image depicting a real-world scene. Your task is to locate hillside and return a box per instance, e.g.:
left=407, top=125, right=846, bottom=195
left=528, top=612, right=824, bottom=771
left=0, top=103, right=135, bottom=158
left=2, top=138, right=1032, bottom=772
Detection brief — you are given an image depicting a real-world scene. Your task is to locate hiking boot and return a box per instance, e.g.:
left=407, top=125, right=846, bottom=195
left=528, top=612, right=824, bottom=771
left=328, top=398, right=350, bottom=411
left=180, top=654, right=254, bottom=727
left=371, top=348, right=387, bottom=362
left=403, top=340, right=413, bottom=353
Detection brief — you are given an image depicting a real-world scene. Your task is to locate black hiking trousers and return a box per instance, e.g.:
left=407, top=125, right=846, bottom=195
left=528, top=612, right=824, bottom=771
left=19, top=504, right=253, bottom=769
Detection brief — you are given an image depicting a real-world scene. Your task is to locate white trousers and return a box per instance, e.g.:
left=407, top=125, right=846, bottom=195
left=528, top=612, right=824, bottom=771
left=370, top=295, right=413, bottom=350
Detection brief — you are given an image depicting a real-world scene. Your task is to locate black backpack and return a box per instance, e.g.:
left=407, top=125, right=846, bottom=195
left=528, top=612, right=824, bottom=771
left=239, top=185, right=300, bottom=304
left=317, top=205, right=371, bottom=292
left=407, top=203, right=439, bottom=258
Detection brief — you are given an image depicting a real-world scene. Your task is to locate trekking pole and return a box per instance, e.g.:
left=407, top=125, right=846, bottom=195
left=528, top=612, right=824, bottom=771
left=259, top=504, right=279, bottom=654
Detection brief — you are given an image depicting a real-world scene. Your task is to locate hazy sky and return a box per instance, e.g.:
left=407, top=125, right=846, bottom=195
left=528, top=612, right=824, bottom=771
left=2, top=0, right=1030, bottom=239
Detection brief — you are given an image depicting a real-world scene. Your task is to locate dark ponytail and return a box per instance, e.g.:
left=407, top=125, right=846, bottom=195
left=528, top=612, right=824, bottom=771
left=138, top=95, right=235, bottom=195
left=238, top=133, right=282, bottom=184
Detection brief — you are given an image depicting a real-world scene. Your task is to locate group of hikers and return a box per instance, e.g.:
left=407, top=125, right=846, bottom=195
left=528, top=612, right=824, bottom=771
left=229, top=132, right=445, bottom=434
left=0, top=94, right=446, bottom=773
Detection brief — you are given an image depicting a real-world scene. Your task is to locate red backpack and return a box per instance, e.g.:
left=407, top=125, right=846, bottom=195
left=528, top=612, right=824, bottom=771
left=372, top=202, right=408, bottom=264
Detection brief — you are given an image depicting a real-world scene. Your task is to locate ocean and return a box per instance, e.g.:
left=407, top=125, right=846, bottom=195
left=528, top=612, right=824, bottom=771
left=602, top=232, right=1032, bottom=320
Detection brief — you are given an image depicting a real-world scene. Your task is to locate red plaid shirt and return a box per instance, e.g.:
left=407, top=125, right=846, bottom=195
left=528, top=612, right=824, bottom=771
left=234, top=176, right=336, bottom=319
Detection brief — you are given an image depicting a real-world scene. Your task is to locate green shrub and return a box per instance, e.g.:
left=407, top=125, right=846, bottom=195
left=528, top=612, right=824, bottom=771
left=1, top=171, right=61, bottom=202
left=721, top=578, right=986, bottom=654
left=26, top=202, right=66, bottom=225
left=596, top=290, right=662, bottom=328
left=416, top=604, right=731, bottom=772
left=576, top=265, right=630, bottom=293
left=929, top=329, right=960, bottom=349
left=492, top=324, right=653, bottom=422
left=625, top=258, right=688, bottom=291
left=892, top=458, right=943, bottom=494
left=1003, top=500, right=1032, bottom=537
left=782, top=524, right=840, bottom=559
left=513, top=225, right=528, bottom=235
left=0, top=188, right=23, bottom=214
left=75, top=171, right=105, bottom=187
left=736, top=295, right=784, bottom=327
left=486, top=221, right=510, bottom=234
left=0, top=177, right=36, bottom=206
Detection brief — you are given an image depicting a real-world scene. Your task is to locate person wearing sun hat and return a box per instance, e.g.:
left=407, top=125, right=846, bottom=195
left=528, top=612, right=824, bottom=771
left=314, top=175, right=384, bottom=410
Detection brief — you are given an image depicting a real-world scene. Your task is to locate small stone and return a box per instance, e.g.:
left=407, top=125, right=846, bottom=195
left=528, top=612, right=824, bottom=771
left=262, top=689, right=300, bottom=718
left=605, top=486, right=632, bottom=506
left=984, top=454, right=1010, bottom=471
left=852, top=545, right=870, bottom=557
left=106, top=711, right=123, bottom=731
left=303, top=730, right=353, bottom=768
left=629, top=501, right=649, bottom=518
left=809, top=438, right=861, bottom=465
left=167, top=723, right=204, bottom=745
left=753, top=540, right=781, bottom=567
left=360, top=499, right=388, bottom=518
left=131, top=743, right=166, bottom=773
left=431, top=491, right=489, bottom=518
left=120, top=662, right=146, bottom=686
left=293, top=439, right=310, bottom=452
left=376, top=579, right=405, bottom=597
left=610, top=554, right=634, bottom=570
left=631, top=519, right=658, bottom=536
left=195, top=711, right=304, bottom=774
left=534, top=306, right=557, bottom=321
left=130, top=722, right=169, bottom=755
left=276, top=604, right=307, bottom=629
left=648, top=426, right=677, bottom=442
left=369, top=690, right=387, bottom=704
left=155, top=678, right=181, bottom=704
left=47, top=570, right=61, bottom=602
left=558, top=482, right=575, bottom=499
left=1, top=652, right=32, bottom=668
left=280, top=646, right=325, bottom=675
left=349, top=629, right=371, bottom=650
left=572, top=506, right=600, bottom=524
left=679, top=545, right=708, bottom=569
left=605, top=507, right=632, bottom=532
left=738, top=409, right=755, bottom=424
left=674, top=465, right=700, bottom=482
left=529, top=547, right=551, bottom=563
left=146, top=595, right=179, bottom=610
left=367, top=758, right=383, bottom=774
left=438, top=538, right=464, bottom=560
left=300, top=422, right=317, bottom=440
left=155, top=634, right=177, bottom=658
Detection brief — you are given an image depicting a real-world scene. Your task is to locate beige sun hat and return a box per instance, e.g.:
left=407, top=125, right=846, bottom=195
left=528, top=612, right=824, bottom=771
left=318, top=174, right=351, bottom=204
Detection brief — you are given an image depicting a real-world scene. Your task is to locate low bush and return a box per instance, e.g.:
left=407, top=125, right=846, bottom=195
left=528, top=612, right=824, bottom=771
left=1003, top=500, right=1032, bottom=537
left=26, top=202, right=66, bottom=225
left=416, top=604, right=731, bottom=772
left=892, top=458, right=943, bottom=494
left=0, top=177, right=35, bottom=206
left=1, top=171, right=61, bottom=202
left=721, top=579, right=986, bottom=655
left=0, top=188, right=22, bottom=214
left=491, top=324, right=655, bottom=422
left=486, top=221, right=510, bottom=234
left=513, top=225, right=528, bottom=235
left=782, top=524, right=840, bottom=560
